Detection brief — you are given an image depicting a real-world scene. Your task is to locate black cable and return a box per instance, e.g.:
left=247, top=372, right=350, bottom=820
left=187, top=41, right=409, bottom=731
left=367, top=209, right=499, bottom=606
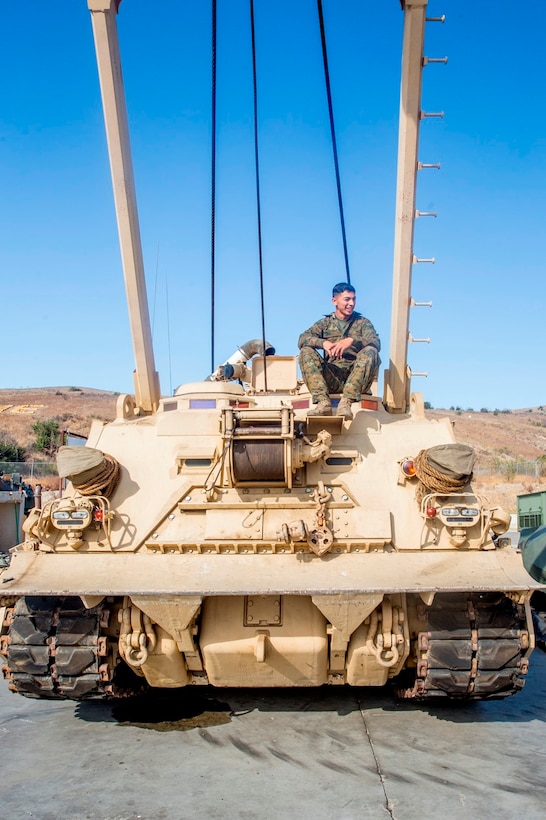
left=317, top=0, right=351, bottom=285
left=210, top=0, right=217, bottom=373
left=249, top=0, right=268, bottom=390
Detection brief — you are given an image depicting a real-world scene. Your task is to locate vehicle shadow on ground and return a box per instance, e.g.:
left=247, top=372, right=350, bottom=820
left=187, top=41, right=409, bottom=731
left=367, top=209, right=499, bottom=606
left=75, top=660, right=546, bottom=730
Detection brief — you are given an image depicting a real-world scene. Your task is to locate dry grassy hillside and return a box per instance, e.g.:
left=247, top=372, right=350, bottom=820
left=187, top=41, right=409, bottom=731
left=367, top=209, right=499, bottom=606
left=427, top=407, right=546, bottom=466
left=424, top=408, right=546, bottom=513
left=2, top=388, right=545, bottom=513
left=0, top=387, right=118, bottom=452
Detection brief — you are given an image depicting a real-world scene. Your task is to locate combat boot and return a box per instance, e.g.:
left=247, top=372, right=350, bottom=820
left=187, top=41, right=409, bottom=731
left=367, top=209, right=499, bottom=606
left=312, top=398, right=332, bottom=416
left=336, top=398, right=354, bottom=420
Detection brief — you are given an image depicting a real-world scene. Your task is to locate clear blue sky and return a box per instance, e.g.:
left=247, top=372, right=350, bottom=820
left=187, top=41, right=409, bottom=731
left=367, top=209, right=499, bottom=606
left=1, top=1, right=545, bottom=410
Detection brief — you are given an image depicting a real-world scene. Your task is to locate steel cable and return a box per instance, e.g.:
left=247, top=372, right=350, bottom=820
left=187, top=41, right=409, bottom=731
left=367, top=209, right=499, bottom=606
left=210, top=0, right=217, bottom=373
left=317, top=0, right=351, bottom=284
left=249, top=0, right=268, bottom=390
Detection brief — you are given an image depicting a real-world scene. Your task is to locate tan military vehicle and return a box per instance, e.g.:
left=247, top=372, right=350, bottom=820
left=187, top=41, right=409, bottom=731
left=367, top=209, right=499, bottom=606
left=0, top=0, right=541, bottom=700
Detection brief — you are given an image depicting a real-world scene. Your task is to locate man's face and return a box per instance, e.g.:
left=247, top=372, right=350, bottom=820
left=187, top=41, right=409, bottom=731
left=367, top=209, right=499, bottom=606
left=332, top=290, right=356, bottom=320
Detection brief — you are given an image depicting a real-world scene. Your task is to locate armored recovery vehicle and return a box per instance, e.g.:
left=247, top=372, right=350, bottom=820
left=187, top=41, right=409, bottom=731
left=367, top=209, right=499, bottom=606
left=0, top=0, right=541, bottom=701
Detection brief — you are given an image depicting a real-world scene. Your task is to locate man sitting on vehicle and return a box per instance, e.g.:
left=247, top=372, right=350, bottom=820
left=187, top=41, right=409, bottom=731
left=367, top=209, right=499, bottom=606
left=298, top=282, right=380, bottom=420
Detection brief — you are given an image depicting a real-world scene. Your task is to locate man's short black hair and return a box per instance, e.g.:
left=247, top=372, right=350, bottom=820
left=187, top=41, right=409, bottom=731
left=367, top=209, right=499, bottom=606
left=332, top=282, right=355, bottom=297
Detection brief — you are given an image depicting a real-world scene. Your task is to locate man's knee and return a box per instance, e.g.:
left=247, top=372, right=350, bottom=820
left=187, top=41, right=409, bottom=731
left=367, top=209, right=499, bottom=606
left=355, top=347, right=380, bottom=369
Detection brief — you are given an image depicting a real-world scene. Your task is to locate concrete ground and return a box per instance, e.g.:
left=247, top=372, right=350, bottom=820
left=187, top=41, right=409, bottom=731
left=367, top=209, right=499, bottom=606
left=0, top=649, right=545, bottom=820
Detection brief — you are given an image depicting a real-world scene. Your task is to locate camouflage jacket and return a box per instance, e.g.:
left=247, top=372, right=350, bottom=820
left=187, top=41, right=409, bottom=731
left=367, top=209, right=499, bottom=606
left=298, top=312, right=380, bottom=362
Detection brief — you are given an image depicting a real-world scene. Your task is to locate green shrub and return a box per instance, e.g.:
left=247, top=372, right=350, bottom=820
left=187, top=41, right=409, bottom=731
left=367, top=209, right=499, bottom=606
left=502, top=461, right=517, bottom=482
left=0, top=435, right=26, bottom=463
left=32, top=419, right=61, bottom=457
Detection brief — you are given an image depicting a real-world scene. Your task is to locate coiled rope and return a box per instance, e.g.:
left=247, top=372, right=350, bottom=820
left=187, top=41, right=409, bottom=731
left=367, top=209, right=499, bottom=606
left=75, top=454, right=121, bottom=499
left=414, top=449, right=472, bottom=505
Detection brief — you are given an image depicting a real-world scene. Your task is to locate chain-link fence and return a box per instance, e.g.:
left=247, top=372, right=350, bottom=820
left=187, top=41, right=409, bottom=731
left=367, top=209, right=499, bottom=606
left=0, top=461, right=58, bottom=480
left=475, top=460, right=546, bottom=479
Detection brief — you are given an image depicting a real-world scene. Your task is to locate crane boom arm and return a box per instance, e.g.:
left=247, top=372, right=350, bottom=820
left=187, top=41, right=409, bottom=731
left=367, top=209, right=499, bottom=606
left=88, top=0, right=160, bottom=413
left=384, top=0, right=428, bottom=413
left=86, top=0, right=428, bottom=415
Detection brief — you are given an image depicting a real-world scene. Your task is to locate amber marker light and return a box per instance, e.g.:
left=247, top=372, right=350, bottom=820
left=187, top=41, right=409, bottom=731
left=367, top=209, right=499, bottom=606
left=401, top=458, right=416, bottom=477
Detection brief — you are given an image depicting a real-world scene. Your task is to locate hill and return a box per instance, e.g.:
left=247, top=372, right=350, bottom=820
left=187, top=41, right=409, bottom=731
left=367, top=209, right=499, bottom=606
left=426, top=407, right=546, bottom=514
left=427, top=407, right=546, bottom=466
left=1, top=388, right=545, bottom=513
left=0, top=387, right=118, bottom=451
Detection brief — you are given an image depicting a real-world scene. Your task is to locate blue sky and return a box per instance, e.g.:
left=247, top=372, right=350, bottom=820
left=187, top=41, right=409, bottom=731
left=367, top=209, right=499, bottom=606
left=1, top=0, right=545, bottom=410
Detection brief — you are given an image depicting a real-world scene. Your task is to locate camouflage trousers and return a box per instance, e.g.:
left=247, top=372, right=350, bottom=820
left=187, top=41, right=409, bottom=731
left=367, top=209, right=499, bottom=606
left=299, top=346, right=380, bottom=403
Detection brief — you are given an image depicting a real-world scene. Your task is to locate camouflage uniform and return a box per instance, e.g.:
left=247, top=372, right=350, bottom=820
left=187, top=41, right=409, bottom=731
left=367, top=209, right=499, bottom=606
left=298, top=312, right=380, bottom=402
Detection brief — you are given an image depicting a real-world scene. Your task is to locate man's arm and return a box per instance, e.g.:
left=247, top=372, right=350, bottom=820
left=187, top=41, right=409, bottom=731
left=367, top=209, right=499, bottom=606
left=298, top=317, right=328, bottom=350
left=347, top=317, right=381, bottom=353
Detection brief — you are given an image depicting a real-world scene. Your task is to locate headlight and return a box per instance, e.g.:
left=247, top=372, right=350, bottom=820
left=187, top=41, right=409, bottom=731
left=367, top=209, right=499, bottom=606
left=441, top=508, right=460, bottom=517
left=71, top=510, right=90, bottom=520
left=439, top=506, right=480, bottom=525
left=51, top=504, right=92, bottom=530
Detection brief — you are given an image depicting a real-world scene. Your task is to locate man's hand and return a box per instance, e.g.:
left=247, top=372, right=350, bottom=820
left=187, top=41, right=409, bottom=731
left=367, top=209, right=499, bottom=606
left=323, top=338, right=353, bottom=360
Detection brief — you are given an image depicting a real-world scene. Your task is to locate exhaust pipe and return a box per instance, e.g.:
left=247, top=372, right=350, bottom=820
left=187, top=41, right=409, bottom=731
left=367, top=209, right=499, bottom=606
left=208, top=339, right=275, bottom=381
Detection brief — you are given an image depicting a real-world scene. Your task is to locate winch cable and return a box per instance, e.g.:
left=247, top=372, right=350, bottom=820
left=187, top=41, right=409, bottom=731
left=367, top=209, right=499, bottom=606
left=317, top=0, right=351, bottom=285
left=249, top=0, right=269, bottom=390
left=210, top=0, right=218, bottom=373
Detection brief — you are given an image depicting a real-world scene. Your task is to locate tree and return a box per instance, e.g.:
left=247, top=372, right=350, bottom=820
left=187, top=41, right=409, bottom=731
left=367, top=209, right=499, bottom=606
left=0, top=435, right=26, bottom=463
left=424, top=401, right=433, bottom=410
left=502, top=461, right=517, bottom=482
left=32, top=419, right=61, bottom=457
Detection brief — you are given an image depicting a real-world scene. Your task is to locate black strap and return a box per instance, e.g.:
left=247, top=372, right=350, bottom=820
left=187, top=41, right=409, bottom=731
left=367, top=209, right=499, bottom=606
left=320, top=314, right=358, bottom=361
left=340, top=314, right=358, bottom=339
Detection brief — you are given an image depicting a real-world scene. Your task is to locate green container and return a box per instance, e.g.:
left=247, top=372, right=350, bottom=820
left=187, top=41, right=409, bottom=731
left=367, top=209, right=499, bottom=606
left=517, top=490, right=546, bottom=536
